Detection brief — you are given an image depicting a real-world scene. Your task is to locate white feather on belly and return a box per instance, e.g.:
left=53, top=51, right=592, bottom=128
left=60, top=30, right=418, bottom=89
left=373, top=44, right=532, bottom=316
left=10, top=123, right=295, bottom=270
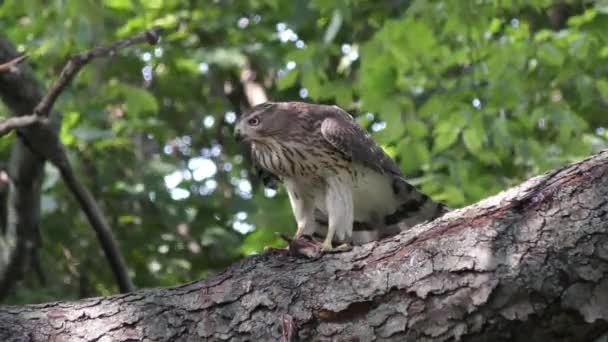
left=351, top=165, right=399, bottom=223
left=310, top=165, right=398, bottom=225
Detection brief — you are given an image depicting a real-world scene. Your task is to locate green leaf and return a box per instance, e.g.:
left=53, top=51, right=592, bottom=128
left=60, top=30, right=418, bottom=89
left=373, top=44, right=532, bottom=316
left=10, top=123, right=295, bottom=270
left=463, top=127, right=484, bottom=154
left=71, top=127, right=114, bottom=142
left=399, top=141, right=430, bottom=174
left=537, top=43, right=565, bottom=67
left=433, top=128, right=460, bottom=152
left=276, top=69, right=299, bottom=90
left=404, top=119, right=428, bottom=139
left=103, top=0, right=133, bottom=10
left=596, top=79, right=608, bottom=100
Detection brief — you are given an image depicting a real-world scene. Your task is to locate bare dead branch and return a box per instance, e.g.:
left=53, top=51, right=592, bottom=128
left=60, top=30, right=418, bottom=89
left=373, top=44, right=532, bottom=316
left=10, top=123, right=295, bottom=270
left=0, top=114, right=46, bottom=137
left=240, top=62, right=268, bottom=106
left=33, top=27, right=163, bottom=117
left=0, top=54, right=27, bottom=73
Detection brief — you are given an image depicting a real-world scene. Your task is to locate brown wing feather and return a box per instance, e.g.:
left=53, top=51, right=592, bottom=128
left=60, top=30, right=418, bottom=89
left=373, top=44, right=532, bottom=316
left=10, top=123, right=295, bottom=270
left=319, top=107, right=402, bottom=176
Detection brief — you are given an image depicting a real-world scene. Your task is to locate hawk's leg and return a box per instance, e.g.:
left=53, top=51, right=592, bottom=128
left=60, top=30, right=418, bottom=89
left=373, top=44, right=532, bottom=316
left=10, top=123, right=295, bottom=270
left=284, top=180, right=316, bottom=239
left=322, top=175, right=354, bottom=252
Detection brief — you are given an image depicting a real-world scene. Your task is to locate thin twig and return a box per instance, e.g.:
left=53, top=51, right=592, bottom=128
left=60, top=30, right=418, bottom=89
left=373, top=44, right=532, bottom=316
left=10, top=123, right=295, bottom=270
left=57, top=155, right=134, bottom=292
left=0, top=54, right=27, bottom=73
left=0, top=114, right=45, bottom=137
left=34, top=27, right=163, bottom=117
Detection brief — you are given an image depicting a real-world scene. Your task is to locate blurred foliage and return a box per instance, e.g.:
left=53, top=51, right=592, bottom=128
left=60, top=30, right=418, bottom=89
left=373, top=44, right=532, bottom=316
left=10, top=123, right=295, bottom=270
left=0, top=0, right=607, bottom=303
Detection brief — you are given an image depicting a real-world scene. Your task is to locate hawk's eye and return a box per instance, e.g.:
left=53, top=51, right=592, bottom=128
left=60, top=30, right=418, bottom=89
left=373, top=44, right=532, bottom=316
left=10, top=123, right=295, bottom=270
left=248, top=117, right=260, bottom=126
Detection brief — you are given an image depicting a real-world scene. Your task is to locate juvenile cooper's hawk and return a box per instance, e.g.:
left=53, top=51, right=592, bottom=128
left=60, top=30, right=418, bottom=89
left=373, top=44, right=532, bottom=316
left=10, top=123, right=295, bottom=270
left=235, top=102, right=447, bottom=253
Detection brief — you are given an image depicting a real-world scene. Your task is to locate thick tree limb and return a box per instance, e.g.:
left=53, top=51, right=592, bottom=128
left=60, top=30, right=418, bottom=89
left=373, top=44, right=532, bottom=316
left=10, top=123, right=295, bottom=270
left=1, top=150, right=607, bottom=341
left=0, top=38, right=49, bottom=299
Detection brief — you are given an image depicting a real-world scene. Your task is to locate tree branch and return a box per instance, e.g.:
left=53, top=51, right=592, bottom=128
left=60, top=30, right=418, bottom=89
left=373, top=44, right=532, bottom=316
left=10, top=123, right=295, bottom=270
left=56, top=157, right=134, bottom=293
left=0, top=114, right=45, bottom=137
left=0, top=150, right=606, bottom=341
left=0, top=54, right=27, bottom=73
left=33, top=27, right=162, bottom=118
left=0, top=27, right=163, bottom=296
left=0, top=38, right=49, bottom=299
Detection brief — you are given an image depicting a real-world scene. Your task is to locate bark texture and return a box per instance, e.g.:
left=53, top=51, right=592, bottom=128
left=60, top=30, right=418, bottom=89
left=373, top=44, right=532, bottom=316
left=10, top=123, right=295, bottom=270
left=1, top=151, right=608, bottom=341
left=0, top=36, right=56, bottom=298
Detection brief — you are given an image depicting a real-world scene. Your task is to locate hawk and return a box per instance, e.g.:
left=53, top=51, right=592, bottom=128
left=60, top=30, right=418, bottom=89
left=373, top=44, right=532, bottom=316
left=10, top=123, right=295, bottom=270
left=235, top=102, right=447, bottom=253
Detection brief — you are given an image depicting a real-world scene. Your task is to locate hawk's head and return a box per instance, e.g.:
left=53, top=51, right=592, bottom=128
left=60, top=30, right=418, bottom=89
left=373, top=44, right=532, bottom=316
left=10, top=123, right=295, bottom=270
left=235, top=102, right=306, bottom=142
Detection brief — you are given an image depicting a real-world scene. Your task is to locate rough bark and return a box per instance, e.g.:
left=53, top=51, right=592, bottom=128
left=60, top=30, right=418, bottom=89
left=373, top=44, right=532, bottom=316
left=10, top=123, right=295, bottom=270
left=0, top=36, right=53, bottom=298
left=1, top=150, right=608, bottom=341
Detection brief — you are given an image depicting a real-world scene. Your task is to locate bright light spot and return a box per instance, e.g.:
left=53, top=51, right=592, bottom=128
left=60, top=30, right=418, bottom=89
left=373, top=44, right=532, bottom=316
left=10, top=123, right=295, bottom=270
left=538, top=118, right=546, bottom=129
left=163, top=145, right=173, bottom=155
left=158, top=245, right=169, bottom=254
left=597, top=127, right=605, bottom=135
left=199, top=62, right=209, bottom=74
left=529, top=58, right=538, bottom=69
left=236, top=211, right=247, bottom=220
left=279, top=29, right=298, bottom=43
left=211, top=145, right=222, bottom=157
left=233, top=221, right=255, bottom=234
left=551, top=91, right=562, bottom=102
left=170, top=188, right=190, bottom=200
left=511, top=18, right=519, bottom=27
left=148, top=260, right=162, bottom=272
left=295, top=40, right=305, bottom=49
left=264, top=187, right=277, bottom=198
left=164, top=171, right=183, bottom=188
left=237, top=179, right=252, bottom=199
left=142, top=52, right=152, bottom=62
left=341, top=44, right=351, bottom=54
left=411, top=85, right=424, bottom=95
left=154, top=47, right=163, bottom=57
left=200, top=179, right=217, bottom=195
left=286, top=61, right=296, bottom=70
left=372, top=121, right=387, bottom=132
left=225, top=111, right=237, bottom=123
left=237, top=17, right=250, bottom=28
left=203, top=116, right=215, bottom=128
left=189, top=157, right=217, bottom=181
left=276, top=22, right=286, bottom=32
left=223, top=163, right=233, bottom=172
left=366, top=112, right=375, bottom=120
left=142, top=65, right=153, bottom=81
left=161, top=233, right=175, bottom=241
left=253, top=14, right=261, bottom=23
left=299, top=88, right=308, bottom=98
left=472, top=98, right=482, bottom=109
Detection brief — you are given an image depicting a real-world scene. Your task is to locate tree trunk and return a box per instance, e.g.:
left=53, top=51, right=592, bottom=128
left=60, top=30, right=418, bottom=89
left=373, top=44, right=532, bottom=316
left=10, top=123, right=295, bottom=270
left=1, top=150, right=608, bottom=341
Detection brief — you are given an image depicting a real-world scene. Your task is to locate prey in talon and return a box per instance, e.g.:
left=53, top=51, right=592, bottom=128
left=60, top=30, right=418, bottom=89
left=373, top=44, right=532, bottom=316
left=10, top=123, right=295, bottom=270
left=235, top=102, right=447, bottom=257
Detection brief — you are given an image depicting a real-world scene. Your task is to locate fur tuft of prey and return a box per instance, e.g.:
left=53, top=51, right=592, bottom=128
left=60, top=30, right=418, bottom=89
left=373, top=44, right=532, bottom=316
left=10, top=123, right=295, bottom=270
left=235, top=101, right=448, bottom=252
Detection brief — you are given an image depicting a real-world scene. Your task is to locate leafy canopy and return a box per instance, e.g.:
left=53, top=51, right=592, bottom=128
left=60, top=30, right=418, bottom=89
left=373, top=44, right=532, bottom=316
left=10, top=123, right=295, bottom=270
left=0, top=0, right=606, bottom=303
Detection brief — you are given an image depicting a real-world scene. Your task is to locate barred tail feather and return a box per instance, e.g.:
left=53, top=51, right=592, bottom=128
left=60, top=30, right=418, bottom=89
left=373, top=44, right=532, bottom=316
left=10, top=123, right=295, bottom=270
left=386, top=176, right=449, bottom=230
